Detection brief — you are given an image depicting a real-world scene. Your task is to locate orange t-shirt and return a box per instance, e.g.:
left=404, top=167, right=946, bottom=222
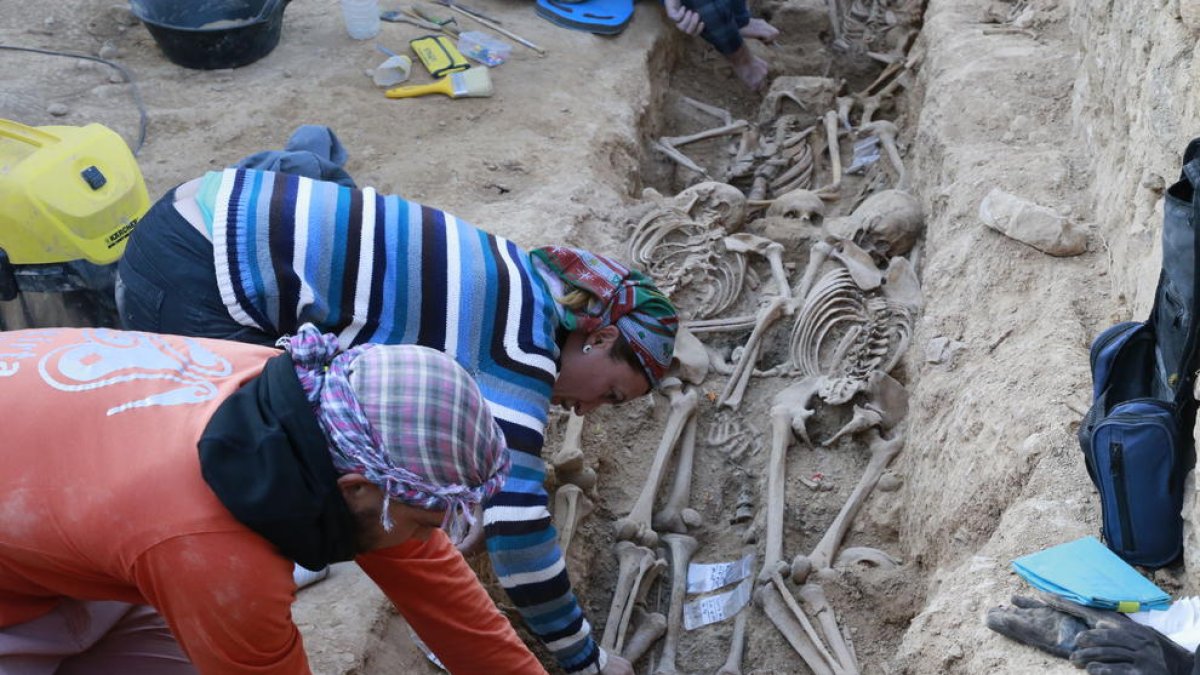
left=0, top=328, right=544, bottom=675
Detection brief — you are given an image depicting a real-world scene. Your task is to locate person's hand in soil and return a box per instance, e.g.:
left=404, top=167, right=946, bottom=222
left=663, top=0, right=704, bottom=36
left=600, top=652, right=634, bottom=675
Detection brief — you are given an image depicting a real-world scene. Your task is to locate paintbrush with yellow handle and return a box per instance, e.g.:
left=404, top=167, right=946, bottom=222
left=385, top=68, right=493, bottom=99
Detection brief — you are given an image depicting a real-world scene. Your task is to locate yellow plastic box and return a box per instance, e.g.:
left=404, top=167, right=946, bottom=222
left=0, top=119, right=148, bottom=265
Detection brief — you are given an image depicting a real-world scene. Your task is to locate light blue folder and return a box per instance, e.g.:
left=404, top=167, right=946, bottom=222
left=1012, top=536, right=1171, bottom=613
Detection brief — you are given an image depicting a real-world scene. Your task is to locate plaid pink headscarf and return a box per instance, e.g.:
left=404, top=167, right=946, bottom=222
left=283, top=325, right=509, bottom=543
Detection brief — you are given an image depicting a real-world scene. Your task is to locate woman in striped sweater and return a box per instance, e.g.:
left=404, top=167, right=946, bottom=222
left=115, top=168, right=679, bottom=675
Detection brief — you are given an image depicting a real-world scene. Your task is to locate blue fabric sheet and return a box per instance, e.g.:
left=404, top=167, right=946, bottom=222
left=1012, top=536, right=1171, bottom=612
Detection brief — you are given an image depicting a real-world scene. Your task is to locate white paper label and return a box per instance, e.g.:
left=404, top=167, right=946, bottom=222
left=687, top=552, right=755, bottom=594
left=683, top=576, right=753, bottom=630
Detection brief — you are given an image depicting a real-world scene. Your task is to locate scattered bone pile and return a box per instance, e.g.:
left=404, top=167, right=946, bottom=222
left=542, top=6, right=926, bottom=673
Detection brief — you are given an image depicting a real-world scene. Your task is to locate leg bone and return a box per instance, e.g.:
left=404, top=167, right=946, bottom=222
left=654, top=416, right=703, bottom=534
left=551, top=412, right=586, bottom=476
left=553, top=483, right=594, bottom=553
left=817, top=111, right=843, bottom=197
left=654, top=534, right=700, bottom=675
left=662, top=121, right=750, bottom=148
left=615, top=379, right=699, bottom=547
left=808, top=430, right=905, bottom=570
left=723, top=233, right=792, bottom=300
left=755, top=583, right=837, bottom=675
left=859, top=120, right=907, bottom=190
left=652, top=140, right=709, bottom=177
left=601, top=542, right=656, bottom=651
left=761, top=379, right=822, bottom=581
left=799, top=583, right=859, bottom=674
left=716, top=609, right=749, bottom=675
left=621, top=607, right=668, bottom=664
left=615, top=553, right=667, bottom=654
left=718, top=295, right=789, bottom=410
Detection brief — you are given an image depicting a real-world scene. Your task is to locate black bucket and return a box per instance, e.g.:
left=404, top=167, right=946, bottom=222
left=129, top=0, right=291, bottom=70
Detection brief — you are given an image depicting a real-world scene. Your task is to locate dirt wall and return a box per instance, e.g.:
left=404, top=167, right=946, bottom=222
left=893, top=0, right=1200, bottom=671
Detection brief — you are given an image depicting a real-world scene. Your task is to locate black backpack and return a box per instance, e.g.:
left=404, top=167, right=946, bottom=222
left=1077, top=137, right=1200, bottom=568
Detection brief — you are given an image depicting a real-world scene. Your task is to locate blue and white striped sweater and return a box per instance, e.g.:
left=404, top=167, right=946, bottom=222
left=207, top=168, right=602, bottom=673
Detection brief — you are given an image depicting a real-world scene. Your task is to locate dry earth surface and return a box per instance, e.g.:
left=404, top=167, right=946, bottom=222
left=4, top=0, right=1200, bottom=673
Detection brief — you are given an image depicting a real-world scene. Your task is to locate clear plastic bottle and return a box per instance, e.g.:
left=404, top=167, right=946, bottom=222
left=340, top=0, right=380, bottom=40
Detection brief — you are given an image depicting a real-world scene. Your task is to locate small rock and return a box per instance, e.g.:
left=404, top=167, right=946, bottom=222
left=1141, top=171, right=1165, bottom=192
left=925, top=335, right=966, bottom=365
left=877, top=473, right=902, bottom=492
left=47, top=103, right=70, bottom=116
left=98, top=41, right=119, bottom=60
left=945, top=643, right=965, bottom=663
left=979, top=187, right=1087, bottom=256
left=1008, top=114, right=1031, bottom=137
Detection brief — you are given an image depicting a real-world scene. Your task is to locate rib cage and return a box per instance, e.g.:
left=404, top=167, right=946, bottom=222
left=789, top=266, right=915, bottom=405
left=629, top=208, right=747, bottom=320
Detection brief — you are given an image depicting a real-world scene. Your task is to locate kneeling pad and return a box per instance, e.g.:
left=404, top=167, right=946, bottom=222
left=536, top=0, right=634, bottom=35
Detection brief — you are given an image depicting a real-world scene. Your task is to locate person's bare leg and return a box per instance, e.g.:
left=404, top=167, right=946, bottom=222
left=740, top=17, right=779, bottom=42
left=727, top=44, right=769, bottom=90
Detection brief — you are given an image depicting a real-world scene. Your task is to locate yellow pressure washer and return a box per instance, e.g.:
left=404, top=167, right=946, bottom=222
left=0, top=119, right=149, bottom=330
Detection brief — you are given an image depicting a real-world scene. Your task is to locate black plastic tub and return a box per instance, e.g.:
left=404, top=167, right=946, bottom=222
left=129, top=0, right=291, bottom=70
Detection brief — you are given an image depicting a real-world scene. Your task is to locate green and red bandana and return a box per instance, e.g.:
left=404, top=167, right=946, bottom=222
left=531, top=246, right=678, bottom=385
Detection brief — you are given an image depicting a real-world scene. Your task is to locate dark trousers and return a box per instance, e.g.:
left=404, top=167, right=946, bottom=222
left=115, top=188, right=276, bottom=346
left=684, top=0, right=750, bottom=55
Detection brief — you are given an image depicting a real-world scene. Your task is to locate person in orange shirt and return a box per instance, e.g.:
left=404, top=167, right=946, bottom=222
left=0, top=324, right=545, bottom=674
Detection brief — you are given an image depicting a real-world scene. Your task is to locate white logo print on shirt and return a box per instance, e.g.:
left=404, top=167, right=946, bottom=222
left=27, top=328, right=234, bottom=415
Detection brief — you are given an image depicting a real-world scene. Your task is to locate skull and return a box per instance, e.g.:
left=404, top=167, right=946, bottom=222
left=673, top=181, right=748, bottom=233
left=766, top=188, right=826, bottom=228
left=848, top=189, right=924, bottom=261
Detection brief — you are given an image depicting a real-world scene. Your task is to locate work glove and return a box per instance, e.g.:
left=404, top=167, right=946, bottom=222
left=1070, top=624, right=1171, bottom=667
left=986, top=591, right=1195, bottom=674
left=985, top=594, right=1093, bottom=658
